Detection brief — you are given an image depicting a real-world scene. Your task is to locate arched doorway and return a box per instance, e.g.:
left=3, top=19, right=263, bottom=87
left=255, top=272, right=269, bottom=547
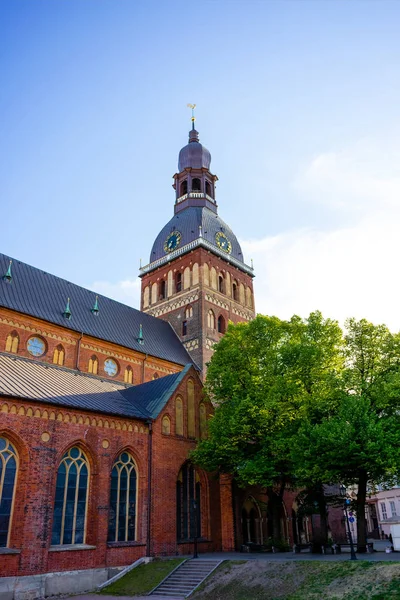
left=241, top=497, right=263, bottom=545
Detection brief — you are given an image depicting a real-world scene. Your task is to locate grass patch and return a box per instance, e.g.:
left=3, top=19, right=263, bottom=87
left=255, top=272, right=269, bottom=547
left=100, top=557, right=185, bottom=596
left=191, top=560, right=400, bottom=600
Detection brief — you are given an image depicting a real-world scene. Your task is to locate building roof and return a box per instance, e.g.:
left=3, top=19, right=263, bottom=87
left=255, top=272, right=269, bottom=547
left=0, top=353, right=192, bottom=420
left=149, top=206, right=245, bottom=264
left=0, top=253, right=193, bottom=367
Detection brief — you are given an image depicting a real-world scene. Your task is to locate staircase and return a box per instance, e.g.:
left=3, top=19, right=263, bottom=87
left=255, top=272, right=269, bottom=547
left=150, top=558, right=223, bottom=598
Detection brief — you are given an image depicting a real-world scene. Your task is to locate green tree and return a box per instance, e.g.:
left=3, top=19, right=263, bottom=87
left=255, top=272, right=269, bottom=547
left=293, top=318, right=400, bottom=552
left=192, top=312, right=343, bottom=540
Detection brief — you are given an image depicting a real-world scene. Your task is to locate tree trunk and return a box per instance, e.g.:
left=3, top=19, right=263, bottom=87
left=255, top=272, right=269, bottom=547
left=356, top=470, right=368, bottom=553
left=318, top=493, right=329, bottom=545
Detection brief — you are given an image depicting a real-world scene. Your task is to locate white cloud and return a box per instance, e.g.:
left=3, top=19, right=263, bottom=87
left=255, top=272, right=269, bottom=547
left=87, top=277, right=141, bottom=309
left=242, top=138, right=400, bottom=330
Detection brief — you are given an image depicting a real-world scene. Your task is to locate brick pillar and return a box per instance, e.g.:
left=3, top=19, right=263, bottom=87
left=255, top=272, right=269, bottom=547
left=219, top=474, right=235, bottom=551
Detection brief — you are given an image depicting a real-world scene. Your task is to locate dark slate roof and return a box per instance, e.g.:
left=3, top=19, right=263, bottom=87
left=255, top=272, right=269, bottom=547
left=149, top=206, right=244, bottom=263
left=178, top=129, right=211, bottom=172
left=0, top=353, right=192, bottom=420
left=0, top=253, right=193, bottom=367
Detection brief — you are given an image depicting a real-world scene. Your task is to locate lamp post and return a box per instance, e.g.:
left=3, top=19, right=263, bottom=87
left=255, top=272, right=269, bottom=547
left=340, top=484, right=357, bottom=560
left=191, top=499, right=198, bottom=559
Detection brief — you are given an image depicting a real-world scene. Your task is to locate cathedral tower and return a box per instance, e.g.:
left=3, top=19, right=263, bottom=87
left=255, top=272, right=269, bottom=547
left=140, top=115, right=255, bottom=373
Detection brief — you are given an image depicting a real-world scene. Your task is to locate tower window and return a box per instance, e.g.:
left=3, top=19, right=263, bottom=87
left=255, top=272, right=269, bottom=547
left=185, top=306, right=193, bottom=319
left=176, top=272, right=182, bottom=293
left=182, top=320, right=187, bottom=336
left=232, top=281, right=238, bottom=301
left=192, top=178, right=201, bottom=192
left=218, top=275, right=224, bottom=293
left=218, top=315, right=226, bottom=334
left=205, top=181, right=211, bottom=196
left=207, top=309, right=215, bottom=329
left=160, top=280, right=166, bottom=300
left=180, top=180, right=188, bottom=196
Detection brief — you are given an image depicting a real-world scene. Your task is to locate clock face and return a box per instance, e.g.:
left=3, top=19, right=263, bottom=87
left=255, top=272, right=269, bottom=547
left=104, top=358, right=118, bottom=377
left=164, top=231, right=182, bottom=253
left=27, top=336, right=46, bottom=357
left=215, top=232, right=232, bottom=254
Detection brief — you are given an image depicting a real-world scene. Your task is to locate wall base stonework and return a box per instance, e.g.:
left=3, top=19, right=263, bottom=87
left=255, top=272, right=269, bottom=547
left=0, top=566, right=127, bottom=600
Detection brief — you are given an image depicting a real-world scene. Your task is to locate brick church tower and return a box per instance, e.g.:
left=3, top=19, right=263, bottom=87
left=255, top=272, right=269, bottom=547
left=140, top=115, right=255, bottom=373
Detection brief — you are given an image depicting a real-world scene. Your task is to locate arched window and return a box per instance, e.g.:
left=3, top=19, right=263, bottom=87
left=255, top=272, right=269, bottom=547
left=180, top=180, right=188, bottom=196
left=185, top=306, right=193, bottom=319
left=176, top=396, right=183, bottom=436
left=176, top=272, right=182, bottom=293
left=218, top=275, right=224, bottom=293
left=162, top=415, right=171, bottom=435
left=53, top=345, right=65, bottom=366
left=205, top=181, right=212, bottom=197
left=108, top=452, right=137, bottom=542
left=187, top=379, right=195, bottom=438
left=207, top=309, right=215, bottom=329
left=199, top=403, right=207, bottom=439
left=124, top=366, right=133, bottom=384
left=232, top=281, right=238, bottom=301
left=52, top=447, right=89, bottom=545
left=88, top=356, right=98, bottom=375
left=159, top=280, right=166, bottom=300
left=5, top=331, right=19, bottom=354
left=176, top=464, right=201, bottom=541
left=143, top=286, right=150, bottom=309
left=152, top=373, right=159, bottom=380
left=0, top=437, right=18, bottom=547
left=182, top=320, right=187, bottom=336
left=218, top=315, right=226, bottom=334
left=192, top=178, right=201, bottom=192
left=151, top=282, right=158, bottom=304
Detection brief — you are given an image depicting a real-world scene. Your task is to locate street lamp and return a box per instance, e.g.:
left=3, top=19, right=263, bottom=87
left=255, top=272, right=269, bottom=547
left=340, top=484, right=357, bottom=560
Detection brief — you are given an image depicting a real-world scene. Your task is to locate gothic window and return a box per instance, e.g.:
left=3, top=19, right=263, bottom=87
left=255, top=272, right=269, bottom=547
left=5, top=331, right=19, bottom=354
left=53, top=345, right=65, bottom=366
left=239, top=283, right=245, bottom=305
left=159, top=280, right=166, bottom=300
left=218, top=315, right=226, bottom=334
left=207, top=309, right=215, bottom=330
left=0, top=438, right=18, bottom=547
left=152, top=373, right=159, bottom=380
left=218, top=275, right=224, bottom=293
left=246, top=286, right=253, bottom=308
left=176, top=272, right=182, bottom=293
left=210, top=267, right=217, bottom=290
left=176, top=397, right=183, bottom=436
left=151, top=282, right=158, bottom=304
left=108, top=452, right=137, bottom=542
left=185, top=306, right=193, bottom=319
left=180, top=180, right=188, bottom=196
left=176, top=464, right=201, bottom=541
left=192, top=178, right=201, bottom=192
left=51, top=447, right=89, bottom=545
left=143, top=286, right=150, bottom=308
left=232, top=281, right=238, bottom=301
left=187, top=379, right=195, bottom=439
left=162, top=415, right=171, bottom=435
left=203, top=263, right=209, bottom=286
left=192, top=263, right=199, bottom=285
left=205, top=181, right=212, bottom=197
left=199, top=403, right=207, bottom=439
left=88, top=356, right=98, bottom=375
left=124, top=366, right=133, bottom=384
left=182, top=320, right=187, bottom=336
left=183, top=267, right=191, bottom=289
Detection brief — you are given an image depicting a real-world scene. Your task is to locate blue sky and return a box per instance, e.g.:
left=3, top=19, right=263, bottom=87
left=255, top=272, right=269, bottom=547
left=2, top=0, right=400, bottom=328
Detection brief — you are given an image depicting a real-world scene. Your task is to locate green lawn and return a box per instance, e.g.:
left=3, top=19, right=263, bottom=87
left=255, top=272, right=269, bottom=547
left=100, top=558, right=185, bottom=596
left=191, top=560, right=400, bottom=600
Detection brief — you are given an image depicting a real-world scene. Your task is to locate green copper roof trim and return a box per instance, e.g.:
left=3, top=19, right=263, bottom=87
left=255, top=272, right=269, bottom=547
left=3, top=260, right=12, bottom=283
left=63, top=297, right=72, bottom=319
left=137, top=323, right=144, bottom=345
left=91, top=295, right=99, bottom=315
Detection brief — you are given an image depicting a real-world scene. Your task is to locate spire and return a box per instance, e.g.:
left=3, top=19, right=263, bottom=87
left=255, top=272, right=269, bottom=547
left=63, top=297, right=72, bottom=319
left=137, top=324, right=144, bottom=345
left=187, top=103, right=199, bottom=142
left=3, top=260, right=12, bottom=283
left=91, top=295, right=99, bottom=315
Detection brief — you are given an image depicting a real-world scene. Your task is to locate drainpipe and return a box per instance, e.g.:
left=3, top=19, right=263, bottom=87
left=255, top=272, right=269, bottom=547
left=142, top=353, right=148, bottom=383
left=75, top=333, right=84, bottom=370
left=146, top=420, right=153, bottom=557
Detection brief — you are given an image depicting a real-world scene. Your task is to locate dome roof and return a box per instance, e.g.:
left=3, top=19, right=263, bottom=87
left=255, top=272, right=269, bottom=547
left=149, top=206, right=244, bottom=264
left=178, top=128, right=211, bottom=172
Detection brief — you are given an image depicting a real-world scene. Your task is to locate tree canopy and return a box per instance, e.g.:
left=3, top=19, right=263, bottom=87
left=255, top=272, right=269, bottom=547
left=191, top=312, right=400, bottom=550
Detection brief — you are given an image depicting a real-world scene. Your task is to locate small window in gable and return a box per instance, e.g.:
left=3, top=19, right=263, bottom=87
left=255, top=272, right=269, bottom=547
left=152, top=373, right=159, bottom=380
left=185, top=306, right=193, bottom=319
left=162, top=415, right=171, bottom=435
left=53, top=345, right=65, bottom=366
left=124, top=366, right=133, bottom=384
left=88, top=355, right=98, bottom=375
left=5, top=331, right=19, bottom=354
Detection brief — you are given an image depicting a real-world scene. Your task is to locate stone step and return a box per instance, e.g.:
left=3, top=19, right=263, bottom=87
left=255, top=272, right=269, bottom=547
left=150, top=559, right=222, bottom=598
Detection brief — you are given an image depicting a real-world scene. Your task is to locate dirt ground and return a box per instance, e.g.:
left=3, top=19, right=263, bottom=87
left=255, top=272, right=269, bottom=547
left=191, top=560, right=400, bottom=600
